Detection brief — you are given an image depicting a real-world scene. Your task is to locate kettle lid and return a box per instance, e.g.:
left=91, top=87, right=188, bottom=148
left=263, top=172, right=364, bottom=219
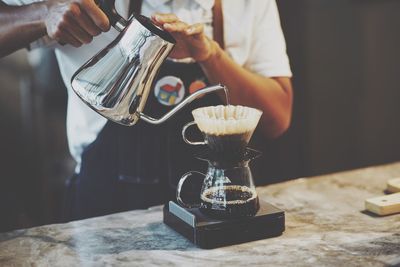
left=131, top=14, right=176, bottom=44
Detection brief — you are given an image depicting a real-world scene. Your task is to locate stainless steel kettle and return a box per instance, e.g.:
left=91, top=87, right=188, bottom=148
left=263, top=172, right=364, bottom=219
left=71, top=0, right=226, bottom=126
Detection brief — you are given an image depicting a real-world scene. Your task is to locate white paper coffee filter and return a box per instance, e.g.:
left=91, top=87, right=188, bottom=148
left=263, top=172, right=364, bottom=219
left=192, top=105, right=263, bottom=135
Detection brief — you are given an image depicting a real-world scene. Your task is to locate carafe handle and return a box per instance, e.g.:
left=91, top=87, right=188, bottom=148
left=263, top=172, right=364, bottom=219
left=176, top=171, right=206, bottom=209
left=97, top=0, right=128, bottom=31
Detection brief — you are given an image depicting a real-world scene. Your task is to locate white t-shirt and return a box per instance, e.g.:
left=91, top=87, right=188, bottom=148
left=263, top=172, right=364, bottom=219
left=3, top=0, right=292, bottom=172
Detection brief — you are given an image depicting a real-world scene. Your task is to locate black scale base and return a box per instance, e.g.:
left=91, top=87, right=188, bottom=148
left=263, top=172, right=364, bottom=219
left=163, top=200, right=285, bottom=249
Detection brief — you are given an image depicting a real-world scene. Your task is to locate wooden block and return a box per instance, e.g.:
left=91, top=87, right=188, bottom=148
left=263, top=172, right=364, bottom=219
left=387, top=178, right=400, bottom=193
left=365, top=193, right=400, bottom=216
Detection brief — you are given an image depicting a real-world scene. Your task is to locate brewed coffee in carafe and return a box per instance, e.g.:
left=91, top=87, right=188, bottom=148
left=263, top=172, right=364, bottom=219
left=177, top=105, right=263, bottom=219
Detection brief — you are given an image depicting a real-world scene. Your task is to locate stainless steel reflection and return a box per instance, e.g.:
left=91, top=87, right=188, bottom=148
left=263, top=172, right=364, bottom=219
left=71, top=14, right=226, bottom=126
left=71, top=15, right=174, bottom=126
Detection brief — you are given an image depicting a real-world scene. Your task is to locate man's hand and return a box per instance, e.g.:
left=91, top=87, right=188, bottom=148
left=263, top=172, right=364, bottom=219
left=44, top=0, right=109, bottom=47
left=151, top=13, right=218, bottom=62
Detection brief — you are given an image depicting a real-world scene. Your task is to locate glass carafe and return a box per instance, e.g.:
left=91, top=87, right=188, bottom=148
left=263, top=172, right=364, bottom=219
left=177, top=148, right=261, bottom=219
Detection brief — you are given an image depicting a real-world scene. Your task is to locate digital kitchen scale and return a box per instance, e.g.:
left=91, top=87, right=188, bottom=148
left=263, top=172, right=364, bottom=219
left=163, top=200, right=285, bottom=249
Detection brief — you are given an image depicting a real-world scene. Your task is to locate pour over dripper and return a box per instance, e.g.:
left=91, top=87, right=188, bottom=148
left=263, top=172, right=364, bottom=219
left=182, top=105, right=262, bottom=159
left=177, top=105, right=263, bottom=219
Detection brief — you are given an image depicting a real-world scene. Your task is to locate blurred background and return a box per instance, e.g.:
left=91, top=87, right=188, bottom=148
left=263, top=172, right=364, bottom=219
left=1, top=0, right=399, bottom=232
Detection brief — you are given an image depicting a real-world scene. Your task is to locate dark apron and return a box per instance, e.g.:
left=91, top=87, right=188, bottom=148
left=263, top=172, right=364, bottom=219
left=64, top=60, right=222, bottom=221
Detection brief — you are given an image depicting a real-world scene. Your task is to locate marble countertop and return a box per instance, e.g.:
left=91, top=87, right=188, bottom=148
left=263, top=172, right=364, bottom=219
left=1, top=163, right=400, bottom=267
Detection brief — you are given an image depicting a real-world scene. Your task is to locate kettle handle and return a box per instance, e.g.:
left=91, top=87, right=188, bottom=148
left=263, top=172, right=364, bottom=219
left=97, top=0, right=127, bottom=31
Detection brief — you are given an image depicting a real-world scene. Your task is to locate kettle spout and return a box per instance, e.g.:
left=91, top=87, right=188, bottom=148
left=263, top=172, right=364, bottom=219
left=139, top=84, right=227, bottom=125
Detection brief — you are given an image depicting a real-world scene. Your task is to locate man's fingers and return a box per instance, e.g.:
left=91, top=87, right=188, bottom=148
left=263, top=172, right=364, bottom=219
left=80, top=9, right=102, bottom=36
left=58, top=30, right=83, bottom=47
left=151, top=13, right=179, bottom=26
left=163, top=21, right=189, bottom=32
left=185, top=23, right=204, bottom=35
left=61, top=15, right=93, bottom=44
left=68, top=3, right=101, bottom=36
left=79, top=0, right=110, bottom=32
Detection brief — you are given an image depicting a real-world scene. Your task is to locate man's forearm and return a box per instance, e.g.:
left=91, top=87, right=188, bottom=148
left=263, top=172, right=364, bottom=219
left=0, top=1, right=47, bottom=57
left=200, top=41, right=293, bottom=138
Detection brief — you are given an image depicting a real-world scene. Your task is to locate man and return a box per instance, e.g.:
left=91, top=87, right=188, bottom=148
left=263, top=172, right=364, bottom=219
left=0, top=0, right=293, bottom=220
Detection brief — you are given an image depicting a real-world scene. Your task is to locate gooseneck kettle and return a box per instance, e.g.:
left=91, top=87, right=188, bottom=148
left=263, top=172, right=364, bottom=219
left=71, top=0, right=226, bottom=126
